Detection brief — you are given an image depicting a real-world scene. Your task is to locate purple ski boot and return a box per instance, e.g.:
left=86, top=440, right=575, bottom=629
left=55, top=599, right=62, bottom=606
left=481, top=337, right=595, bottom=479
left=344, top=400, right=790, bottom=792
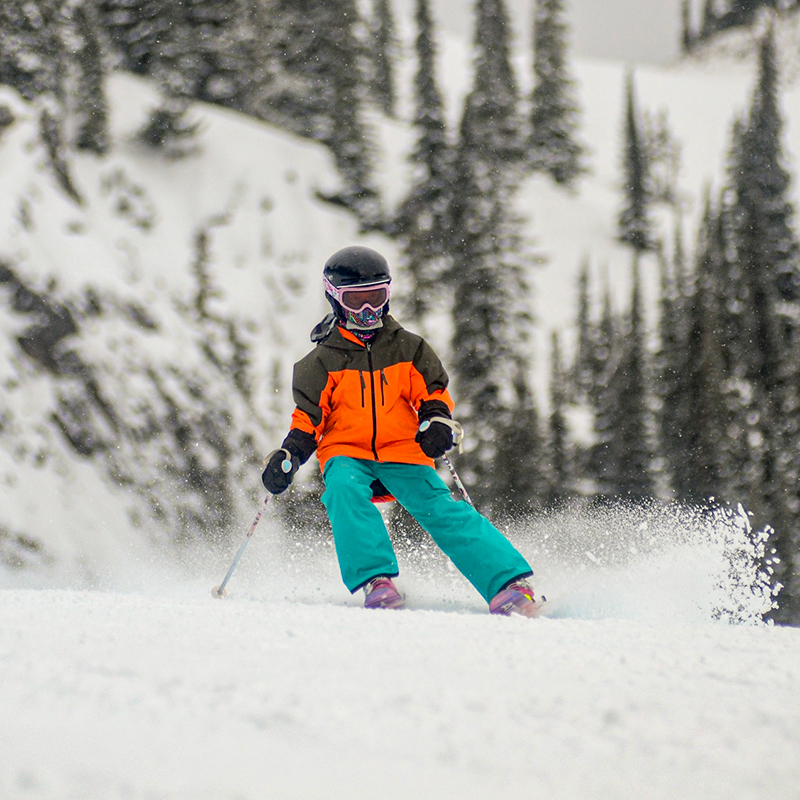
left=363, top=576, right=404, bottom=610
left=489, top=578, right=545, bottom=618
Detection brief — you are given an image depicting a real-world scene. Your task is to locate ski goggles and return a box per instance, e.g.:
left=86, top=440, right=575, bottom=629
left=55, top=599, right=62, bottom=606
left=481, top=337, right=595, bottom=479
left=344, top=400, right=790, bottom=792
left=323, top=277, right=391, bottom=313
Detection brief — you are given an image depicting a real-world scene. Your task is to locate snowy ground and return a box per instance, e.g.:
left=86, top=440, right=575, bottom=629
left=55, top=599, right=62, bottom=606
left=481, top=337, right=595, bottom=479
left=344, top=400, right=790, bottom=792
left=2, top=503, right=799, bottom=800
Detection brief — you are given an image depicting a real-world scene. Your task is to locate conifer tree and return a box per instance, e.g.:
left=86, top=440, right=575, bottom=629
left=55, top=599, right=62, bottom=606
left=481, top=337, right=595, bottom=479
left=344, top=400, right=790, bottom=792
left=395, top=0, right=453, bottom=322
left=369, top=0, right=398, bottom=117
left=656, top=224, right=691, bottom=499
left=493, top=363, right=548, bottom=518
left=528, top=0, right=585, bottom=187
left=323, top=0, right=381, bottom=223
left=680, top=224, right=730, bottom=504
left=135, top=0, right=200, bottom=153
left=547, top=331, right=571, bottom=507
left=588, top=285, right=619, bottom=497
left=699, top=0, right=721, bottom=39
left=726, top=29, right=800, bottom=622
left=448, top=0, right=536, bottom=511
left=681, top=0, right=696, bottom=53
left=727, top=0, right=764, bottom=28
left=592, top=263, right=654, bottom=500
left=573, top=259, right=594, bottom=398
left=0, top=0, right=64, bottom=101
left=448, top=158, right=535, bottom=509
left=687, top=194, right=758, bottom=510
left=282, top=0, right=379, bottom=220
left=618, top=73, right=656, bottom=253
left=613, top=261, right=654, bottom=499
left=458, top=0, right=526, bottom=178
left=0, top=0, right=83, bottom=198
left=99, top=0, right=168, bottom=75
left=72, top=0, right=110, bottom=155
left=643, top=108, right=681, bottom=207
left=183, top=0, right=253, bottom=109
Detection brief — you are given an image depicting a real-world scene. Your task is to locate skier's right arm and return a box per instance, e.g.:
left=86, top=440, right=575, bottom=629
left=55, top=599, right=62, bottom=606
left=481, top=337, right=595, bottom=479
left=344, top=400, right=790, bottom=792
left=262, top=354, right=329, bottom=495
left=262, top=428, right=317, bottom=494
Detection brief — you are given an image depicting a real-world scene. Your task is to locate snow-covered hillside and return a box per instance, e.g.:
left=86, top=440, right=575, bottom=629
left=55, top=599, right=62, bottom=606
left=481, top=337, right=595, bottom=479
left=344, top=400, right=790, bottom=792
left=1, top=2, right=796, bottom=579
left=0, top=73, right=395, bottom=578
left=3, top=6, right=800, bottom=798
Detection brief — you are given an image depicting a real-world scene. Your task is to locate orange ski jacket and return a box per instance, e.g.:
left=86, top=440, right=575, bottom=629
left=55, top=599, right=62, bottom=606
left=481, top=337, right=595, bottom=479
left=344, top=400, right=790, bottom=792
left=288, top=316, right=455, bottom=471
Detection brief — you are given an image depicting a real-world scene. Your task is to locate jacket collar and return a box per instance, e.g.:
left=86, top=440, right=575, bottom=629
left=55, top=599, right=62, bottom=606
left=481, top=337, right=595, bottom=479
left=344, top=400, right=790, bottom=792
left=312, top=315, right=402, bottom=349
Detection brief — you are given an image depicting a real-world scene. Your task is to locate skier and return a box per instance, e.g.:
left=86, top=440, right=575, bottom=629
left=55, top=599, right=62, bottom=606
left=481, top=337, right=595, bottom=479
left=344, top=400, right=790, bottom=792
left=262, top=246, right=541, bottom=616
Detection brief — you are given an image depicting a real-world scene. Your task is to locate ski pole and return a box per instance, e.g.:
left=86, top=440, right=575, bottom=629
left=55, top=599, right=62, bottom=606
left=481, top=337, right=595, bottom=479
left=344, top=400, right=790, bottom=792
left=442, top=454, right=475, bottom=508
left=211, top=494, right=271, bottom=598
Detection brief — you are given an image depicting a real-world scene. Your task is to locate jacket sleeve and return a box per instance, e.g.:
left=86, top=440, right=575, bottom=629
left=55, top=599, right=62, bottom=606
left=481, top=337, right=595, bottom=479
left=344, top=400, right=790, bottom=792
left=288, top=352, right=332, bottom=441
left=409, top=337, right=455, bottom=415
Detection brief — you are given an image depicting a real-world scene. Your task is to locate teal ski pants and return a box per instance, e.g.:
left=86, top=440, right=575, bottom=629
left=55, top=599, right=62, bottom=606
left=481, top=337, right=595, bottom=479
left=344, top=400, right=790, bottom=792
left=321, top=456, right=532, bottom=603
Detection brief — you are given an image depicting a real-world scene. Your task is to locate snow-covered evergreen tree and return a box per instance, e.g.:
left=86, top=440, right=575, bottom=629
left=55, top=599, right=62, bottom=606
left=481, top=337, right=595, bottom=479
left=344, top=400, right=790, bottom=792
left=493, top=363, right=548, bottom=518
left=593, top=262, right=654, bottom=500
left=546, top=331, right=571, bottom=507
left=99, top=0, right=167, bottom=75
left=528, top=0, right=585, bottom=187
left=656, top=232, right=692, bottom=500
left=368, top=0, right=398, bottom=117
left=722, top=28, right=800, bottom=622
left=0, top=0, right=65, bottom=102
left=448, top=0, right=537, bottom=512
left=71, top=0, right=110, bottom=155
left=681, top=0, right=697, bottom=52
left=458, top=0, right=526, bottom=177
left=618, top=73, right=656, bottom=253
left=395, top=0, right=453, bottom=322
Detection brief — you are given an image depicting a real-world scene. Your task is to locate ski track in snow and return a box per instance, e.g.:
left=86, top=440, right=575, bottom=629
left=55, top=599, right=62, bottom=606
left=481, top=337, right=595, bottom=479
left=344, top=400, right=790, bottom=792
left=2, top=504, right=800, bottom=800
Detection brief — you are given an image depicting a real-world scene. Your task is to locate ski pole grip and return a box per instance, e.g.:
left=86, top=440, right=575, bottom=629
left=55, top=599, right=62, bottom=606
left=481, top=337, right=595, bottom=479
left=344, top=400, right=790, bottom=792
left=264, top=448, right=294, bottom=473
left=419, top=417, right=465, bottom=453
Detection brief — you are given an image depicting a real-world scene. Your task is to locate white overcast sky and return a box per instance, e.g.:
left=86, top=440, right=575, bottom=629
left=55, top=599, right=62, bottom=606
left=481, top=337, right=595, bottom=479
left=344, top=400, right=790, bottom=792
left=435, top=0, right=683, bottom=65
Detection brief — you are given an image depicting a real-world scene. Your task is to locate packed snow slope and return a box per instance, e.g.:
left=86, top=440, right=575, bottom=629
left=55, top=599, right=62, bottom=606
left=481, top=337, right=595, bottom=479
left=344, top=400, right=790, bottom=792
left=2, top=500, right=798, bottom=800
left=2, top=524, right=800, bottom=800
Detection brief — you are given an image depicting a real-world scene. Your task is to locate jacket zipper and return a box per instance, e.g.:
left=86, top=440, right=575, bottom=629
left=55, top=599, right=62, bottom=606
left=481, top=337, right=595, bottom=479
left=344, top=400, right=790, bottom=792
left=380, top=369, right=387, bottom=406
left=366, top=343, right=380, bottom=460
left=359, top=370, right=366, bottom=407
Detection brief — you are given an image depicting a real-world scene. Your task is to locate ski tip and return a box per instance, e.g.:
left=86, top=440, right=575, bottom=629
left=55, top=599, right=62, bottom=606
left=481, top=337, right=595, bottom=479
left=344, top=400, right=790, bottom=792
left=211, top=585, right=228, bottom=599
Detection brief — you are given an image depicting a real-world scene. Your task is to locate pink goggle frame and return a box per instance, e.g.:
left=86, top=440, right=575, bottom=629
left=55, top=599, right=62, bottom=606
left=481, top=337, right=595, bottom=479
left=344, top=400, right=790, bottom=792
left=324, top=276, right=392, bottom=313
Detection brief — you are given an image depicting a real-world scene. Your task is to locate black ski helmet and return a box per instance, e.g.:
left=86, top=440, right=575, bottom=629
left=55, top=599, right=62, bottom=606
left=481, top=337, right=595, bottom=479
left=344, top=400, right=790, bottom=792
left=323, top=246, right=392, bottom=328
left=323, top=246, right=391, bottom=288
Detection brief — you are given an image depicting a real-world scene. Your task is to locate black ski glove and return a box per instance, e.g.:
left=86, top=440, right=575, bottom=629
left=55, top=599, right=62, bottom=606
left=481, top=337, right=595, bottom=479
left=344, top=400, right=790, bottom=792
left=262, top=448, right=298, bottom=494
left=261, top=429, right=316, bottom=494
left=415, top=420, right=454, bottom=459
left=415, top=399, right=460, bottom=459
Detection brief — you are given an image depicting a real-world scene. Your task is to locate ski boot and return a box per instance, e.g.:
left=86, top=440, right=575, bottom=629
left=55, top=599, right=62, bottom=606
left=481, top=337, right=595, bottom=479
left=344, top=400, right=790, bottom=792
left=489, top=577, right=544, bottom=618
left=363, top=576, right=404, bottom=610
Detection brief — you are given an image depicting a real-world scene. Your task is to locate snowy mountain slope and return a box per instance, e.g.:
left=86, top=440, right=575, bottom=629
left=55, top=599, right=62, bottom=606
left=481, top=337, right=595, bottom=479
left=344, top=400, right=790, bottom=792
left=3, top=483, right=789, bottom=798
left=2, top=6, right=797, bottom=578
left=2, top=12, right=800, bottom=800
left=1, top=580, right=799, bottom=800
